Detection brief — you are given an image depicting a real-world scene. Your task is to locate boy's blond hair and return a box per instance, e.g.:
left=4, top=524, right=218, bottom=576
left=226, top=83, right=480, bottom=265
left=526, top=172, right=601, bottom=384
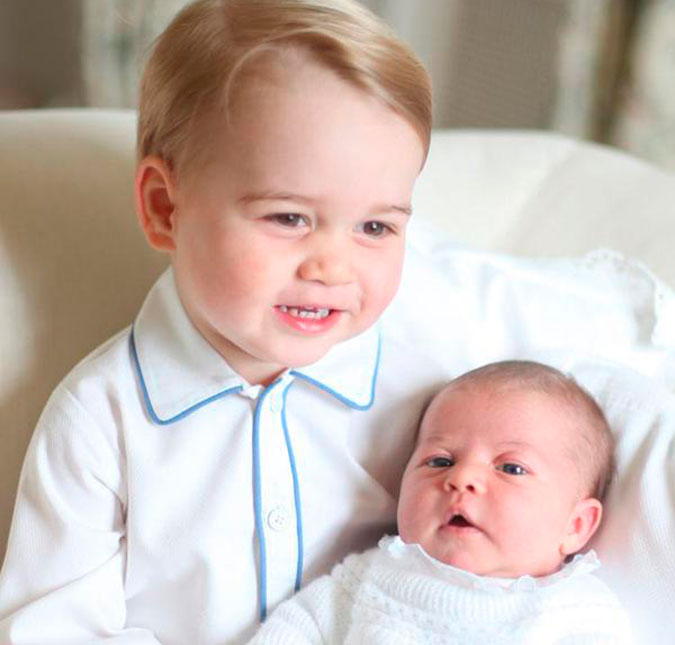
left=137, top=0, right=432, bottom=178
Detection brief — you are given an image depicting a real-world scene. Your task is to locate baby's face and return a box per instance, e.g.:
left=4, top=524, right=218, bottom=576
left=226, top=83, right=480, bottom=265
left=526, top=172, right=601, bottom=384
left=397, top=383, right=599, bottom=578
left=155, top=55, right=423, bottom=385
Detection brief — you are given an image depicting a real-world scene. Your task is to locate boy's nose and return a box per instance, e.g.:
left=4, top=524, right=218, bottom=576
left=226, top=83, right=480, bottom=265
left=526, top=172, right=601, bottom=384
left=444, top=463, right=487, bottom=495
left=298, top=238, right=355, bottom=286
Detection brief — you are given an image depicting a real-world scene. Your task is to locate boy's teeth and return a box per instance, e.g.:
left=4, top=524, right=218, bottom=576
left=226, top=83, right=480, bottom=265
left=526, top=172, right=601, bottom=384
left=279, top=305, right=330, bottom=320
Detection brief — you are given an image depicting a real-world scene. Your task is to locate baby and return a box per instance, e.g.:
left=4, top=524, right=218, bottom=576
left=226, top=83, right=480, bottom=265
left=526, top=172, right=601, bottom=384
left=251, top=360, right=633, bottom=643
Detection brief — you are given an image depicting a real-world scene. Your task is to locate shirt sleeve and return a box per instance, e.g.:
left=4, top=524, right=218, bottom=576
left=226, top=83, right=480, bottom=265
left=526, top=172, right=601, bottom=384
left=0, top=385, right=160, bottom=644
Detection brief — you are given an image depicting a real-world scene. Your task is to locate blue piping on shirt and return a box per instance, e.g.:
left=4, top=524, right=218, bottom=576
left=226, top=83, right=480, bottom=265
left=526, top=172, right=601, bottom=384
left=129, top=325, right=380, bottom=622
left=252, top=380, right=280, bottom=622
left=130, top=328, right=381, bottom=421
left=281, top=382, right=304, bottom=592
left=289, top=332, right=381, bottom=411
left=129, top=329, right=242, bottom=425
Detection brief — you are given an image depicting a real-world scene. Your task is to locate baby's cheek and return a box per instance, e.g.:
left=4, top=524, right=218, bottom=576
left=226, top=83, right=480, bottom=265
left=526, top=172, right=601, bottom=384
left=396, top=486, right=424, bottom=541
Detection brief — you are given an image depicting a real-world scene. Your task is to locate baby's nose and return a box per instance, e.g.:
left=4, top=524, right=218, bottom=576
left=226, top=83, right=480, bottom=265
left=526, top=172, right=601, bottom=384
left=444, top=463, right=487, bottom=495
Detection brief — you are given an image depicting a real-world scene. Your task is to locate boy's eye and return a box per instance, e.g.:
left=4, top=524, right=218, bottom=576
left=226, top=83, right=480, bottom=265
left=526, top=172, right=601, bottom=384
left=498, top=463, right=527, bottom=476
left=425, top=456, right=454, bottom=468
left=358, top=221, right=393, bottom=238
left=268, top=213, right=308, bottom=228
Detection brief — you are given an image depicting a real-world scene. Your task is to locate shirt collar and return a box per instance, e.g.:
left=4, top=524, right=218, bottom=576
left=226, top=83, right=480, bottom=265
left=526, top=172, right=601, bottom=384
left=380, top=536, right=601, bottom=592
left=290, top=323, right=381, bottom=410
left=131, top=268, right=380, bottom=424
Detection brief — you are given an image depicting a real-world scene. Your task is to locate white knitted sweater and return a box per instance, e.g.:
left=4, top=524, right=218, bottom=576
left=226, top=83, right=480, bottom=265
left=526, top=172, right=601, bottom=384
left=250, top=536, right=632, bottom=644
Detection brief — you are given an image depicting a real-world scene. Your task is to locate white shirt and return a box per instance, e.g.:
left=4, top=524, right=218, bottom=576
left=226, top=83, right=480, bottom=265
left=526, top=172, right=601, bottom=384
left=0, top=268, right=453, bottom=644
left=250, top=536, right=633, bottom=644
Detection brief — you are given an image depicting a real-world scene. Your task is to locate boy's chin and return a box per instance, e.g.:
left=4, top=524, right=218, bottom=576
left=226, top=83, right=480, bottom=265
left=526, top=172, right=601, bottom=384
left=281, top=344, right=337, bottom=369
left=250, top=319, right=378, bottom=382
left=281, top=325, right=371, bottom=364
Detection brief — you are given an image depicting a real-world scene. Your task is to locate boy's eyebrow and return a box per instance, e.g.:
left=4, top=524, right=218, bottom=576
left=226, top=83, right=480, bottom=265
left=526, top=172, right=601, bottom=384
left=237, top=190, right=412, bottom=215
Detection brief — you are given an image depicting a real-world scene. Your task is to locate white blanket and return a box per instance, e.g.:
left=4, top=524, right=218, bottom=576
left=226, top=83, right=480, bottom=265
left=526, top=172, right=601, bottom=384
left=382, top=226, right=675, bottom=643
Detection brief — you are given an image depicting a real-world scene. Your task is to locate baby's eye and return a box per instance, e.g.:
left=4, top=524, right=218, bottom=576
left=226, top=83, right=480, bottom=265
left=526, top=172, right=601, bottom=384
left=358, top=220, right=393, bottom=238
left=425, top=456, right=454, bottom=468
left=497, top=463, right=527, bottom=476
left=268, top=213, right=308, bottom=228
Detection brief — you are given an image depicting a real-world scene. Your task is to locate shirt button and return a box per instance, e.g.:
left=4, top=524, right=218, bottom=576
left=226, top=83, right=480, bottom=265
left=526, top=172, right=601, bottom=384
left=267, top=505, right=290, bottom=532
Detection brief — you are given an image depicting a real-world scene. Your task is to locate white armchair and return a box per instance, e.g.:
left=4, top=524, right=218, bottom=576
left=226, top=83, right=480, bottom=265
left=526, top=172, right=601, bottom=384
left=2, top=109, right=674, bottom=639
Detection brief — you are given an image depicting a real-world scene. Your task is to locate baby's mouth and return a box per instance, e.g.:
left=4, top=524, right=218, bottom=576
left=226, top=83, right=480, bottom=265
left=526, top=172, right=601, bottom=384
left=448, top=513, right=474, bottom=529
left=277, top=305, right=332, bottom=320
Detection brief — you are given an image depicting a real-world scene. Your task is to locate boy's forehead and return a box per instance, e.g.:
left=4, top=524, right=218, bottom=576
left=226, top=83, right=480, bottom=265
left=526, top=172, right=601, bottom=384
left=175, top=51, right=326, bottom=178
left=227, top=56, right=386, bottom=130
left=229, top=46, right=318, bottom=98
left=185, top=60, right=424, bottom=205
left=220, top=51, right=423, bottom=155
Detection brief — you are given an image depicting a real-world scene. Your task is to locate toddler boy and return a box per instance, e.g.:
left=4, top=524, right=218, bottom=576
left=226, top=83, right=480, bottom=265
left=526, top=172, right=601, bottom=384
left=0, top=1, right=441, bottom=643
left=251, top=361, right=632, bottom=643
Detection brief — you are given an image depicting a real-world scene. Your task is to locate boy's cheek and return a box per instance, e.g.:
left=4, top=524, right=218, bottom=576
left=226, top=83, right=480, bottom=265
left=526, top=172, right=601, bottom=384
left=182, top=243, right=271, bottom=291
left=368, top=256, right=405, bottom=311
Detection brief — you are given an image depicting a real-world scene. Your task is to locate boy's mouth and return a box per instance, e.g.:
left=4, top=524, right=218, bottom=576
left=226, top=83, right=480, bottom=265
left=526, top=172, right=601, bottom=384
left=273, top=304, right=342, bottom=335
left=277, top=305, right=331, bottom=320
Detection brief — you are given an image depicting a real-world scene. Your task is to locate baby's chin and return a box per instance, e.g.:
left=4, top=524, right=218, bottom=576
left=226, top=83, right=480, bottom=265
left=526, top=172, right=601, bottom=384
left=425, top=545, right=564, bottom=579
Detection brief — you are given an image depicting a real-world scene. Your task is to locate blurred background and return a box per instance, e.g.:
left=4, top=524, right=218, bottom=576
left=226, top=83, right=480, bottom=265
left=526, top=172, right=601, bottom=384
left=0, top=0, right=673, bottom=170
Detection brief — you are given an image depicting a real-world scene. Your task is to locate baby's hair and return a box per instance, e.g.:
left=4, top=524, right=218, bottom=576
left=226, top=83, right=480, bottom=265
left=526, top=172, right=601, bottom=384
left=137, top=0, right=432, bottom=178
left=436, top=360, right=615, bottom=502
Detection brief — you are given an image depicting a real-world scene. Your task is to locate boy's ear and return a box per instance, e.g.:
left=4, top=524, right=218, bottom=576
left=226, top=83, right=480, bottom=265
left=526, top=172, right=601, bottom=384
left=560, top=497, right=603, bottom=557
left=134, top=156, right=179, bottom=252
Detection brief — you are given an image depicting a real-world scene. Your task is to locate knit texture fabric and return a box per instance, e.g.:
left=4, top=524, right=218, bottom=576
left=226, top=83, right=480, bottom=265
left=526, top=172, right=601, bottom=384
left=250, top=536, right=632, bottom=644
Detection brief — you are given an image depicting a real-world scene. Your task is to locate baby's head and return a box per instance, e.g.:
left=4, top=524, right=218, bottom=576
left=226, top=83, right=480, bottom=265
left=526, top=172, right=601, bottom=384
left=397, top=360, right=614, bottom=578
left=134, top=0, right=431, bottom=385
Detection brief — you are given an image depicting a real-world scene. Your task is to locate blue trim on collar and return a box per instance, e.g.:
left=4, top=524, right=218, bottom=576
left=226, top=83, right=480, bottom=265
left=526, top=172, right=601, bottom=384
left=130, top=329, right=243, bottom=426
left=289, top=333, right=381, bottom=410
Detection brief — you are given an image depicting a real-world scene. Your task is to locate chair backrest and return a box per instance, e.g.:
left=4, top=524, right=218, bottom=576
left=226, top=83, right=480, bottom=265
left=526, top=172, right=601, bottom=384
left=0, top=110, right=167, bottom=559
left=412, top=129, right=675, bottom=287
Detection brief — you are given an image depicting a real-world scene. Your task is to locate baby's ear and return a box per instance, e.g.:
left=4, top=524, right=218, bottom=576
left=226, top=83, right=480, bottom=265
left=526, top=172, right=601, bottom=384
left=560, top=497, right=603, bottom=556
left=134, top=156, right=178, bottom=252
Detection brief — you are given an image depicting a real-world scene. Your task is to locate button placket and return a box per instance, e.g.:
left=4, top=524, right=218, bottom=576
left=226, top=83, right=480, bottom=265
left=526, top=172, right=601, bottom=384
left=258, top=379, right=299, bottom=611
left=269, top=389, right=283, bottom=415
